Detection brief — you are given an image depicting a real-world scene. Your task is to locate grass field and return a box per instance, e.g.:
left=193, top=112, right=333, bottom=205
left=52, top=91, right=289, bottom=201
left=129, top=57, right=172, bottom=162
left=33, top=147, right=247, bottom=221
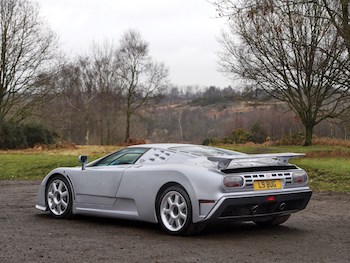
left=0, top=145, right=118, bottom=180
left=0, top=144, right=349, bottom=192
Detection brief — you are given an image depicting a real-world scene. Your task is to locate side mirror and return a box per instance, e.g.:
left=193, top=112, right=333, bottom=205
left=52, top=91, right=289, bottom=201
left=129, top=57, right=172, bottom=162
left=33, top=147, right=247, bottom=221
left=78, top=155, right=88, bottom=170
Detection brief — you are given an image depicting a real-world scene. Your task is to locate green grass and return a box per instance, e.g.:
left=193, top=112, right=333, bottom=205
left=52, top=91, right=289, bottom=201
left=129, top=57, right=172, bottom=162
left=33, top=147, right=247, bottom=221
left=0, top=145, right=118, bottom=180
left=0, top=153, right=103, bottom=180
left=0, top=154, right=75, bottom=180
left=292, top=158, right=350, bottom=192
left=0, top=144, right=349, bottom=193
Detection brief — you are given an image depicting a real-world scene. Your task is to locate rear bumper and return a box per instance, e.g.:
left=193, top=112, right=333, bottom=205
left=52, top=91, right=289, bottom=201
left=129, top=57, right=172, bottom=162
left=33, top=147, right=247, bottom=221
left=204, top=189, right=312, bottom=222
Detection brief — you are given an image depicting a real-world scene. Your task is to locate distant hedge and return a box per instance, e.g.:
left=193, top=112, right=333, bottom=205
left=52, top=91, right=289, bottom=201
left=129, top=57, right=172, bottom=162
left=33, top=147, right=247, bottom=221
left=203, top=124, right=269, bottom=145
left=0, top=121, right=56, bottom=149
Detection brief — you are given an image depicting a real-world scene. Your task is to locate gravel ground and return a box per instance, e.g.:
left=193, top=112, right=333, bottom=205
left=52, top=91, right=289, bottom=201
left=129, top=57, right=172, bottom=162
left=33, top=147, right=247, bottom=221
left=0, top=180, right=349, bottom=263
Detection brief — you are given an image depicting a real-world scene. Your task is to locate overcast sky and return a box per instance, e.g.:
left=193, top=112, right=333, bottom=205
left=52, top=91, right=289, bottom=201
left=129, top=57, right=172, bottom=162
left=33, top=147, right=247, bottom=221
left=36, top=0, right=231, bottom=88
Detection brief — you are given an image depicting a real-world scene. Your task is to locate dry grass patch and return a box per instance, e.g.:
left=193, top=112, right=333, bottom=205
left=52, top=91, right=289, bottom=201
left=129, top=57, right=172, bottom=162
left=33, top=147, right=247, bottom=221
left=313, top=137, right=350, bottom=148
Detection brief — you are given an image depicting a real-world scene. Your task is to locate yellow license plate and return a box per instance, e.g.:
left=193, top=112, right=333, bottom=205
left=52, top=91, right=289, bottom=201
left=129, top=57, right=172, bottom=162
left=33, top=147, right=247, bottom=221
left=254, top=180, right=282, bottom=190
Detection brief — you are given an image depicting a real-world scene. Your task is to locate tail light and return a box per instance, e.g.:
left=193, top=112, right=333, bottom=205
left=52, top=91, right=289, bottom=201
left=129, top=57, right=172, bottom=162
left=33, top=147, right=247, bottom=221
left=223, top=176, right=243, bottom=188
left=292, top=171, right=308, bottom=184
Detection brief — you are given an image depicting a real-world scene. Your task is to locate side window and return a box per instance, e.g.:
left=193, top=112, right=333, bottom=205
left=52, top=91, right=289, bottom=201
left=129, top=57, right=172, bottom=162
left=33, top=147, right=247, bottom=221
left=109, top=153, right=144, bottom=165
left=92, top=148, right=148, bottom=167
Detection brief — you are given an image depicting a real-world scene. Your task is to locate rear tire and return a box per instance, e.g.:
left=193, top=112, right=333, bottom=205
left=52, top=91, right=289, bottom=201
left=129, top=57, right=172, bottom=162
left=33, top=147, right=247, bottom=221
left=156, top=185, right=199, bottom=236
left=46, top=175, right=73, bottom=219
left=254, top=214, right=291, bottom=227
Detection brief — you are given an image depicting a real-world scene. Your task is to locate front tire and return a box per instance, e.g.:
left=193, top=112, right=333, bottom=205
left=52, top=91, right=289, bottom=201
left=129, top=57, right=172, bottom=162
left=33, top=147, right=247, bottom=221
left=156, top=185, right=194, bottom=235
left=46, top=176, right=73, bottom=218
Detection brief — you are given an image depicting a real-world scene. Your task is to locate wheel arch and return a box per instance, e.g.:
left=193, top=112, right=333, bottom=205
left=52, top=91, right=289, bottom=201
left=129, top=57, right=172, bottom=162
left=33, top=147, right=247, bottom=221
left=44, top=172, right=76, bottom=206
left=155, top=182, right=181, bottom=204
left=154, top=180, right=200, bottom=224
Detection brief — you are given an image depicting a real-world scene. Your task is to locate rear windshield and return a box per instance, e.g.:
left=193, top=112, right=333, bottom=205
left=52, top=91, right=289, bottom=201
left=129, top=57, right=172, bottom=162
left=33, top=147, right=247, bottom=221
left=169, top=146, right=243, bottom=157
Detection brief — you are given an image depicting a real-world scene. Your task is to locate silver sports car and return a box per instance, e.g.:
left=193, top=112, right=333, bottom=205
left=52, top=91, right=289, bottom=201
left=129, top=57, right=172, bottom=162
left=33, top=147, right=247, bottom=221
left=36, top=143, right=312, bottom=235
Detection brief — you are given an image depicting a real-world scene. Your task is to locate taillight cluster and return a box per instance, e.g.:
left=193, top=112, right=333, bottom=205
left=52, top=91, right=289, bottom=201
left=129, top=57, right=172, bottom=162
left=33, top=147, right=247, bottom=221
left=292, top=171, right=308, bottom=184
left=223, top=176, right=243, bottom=188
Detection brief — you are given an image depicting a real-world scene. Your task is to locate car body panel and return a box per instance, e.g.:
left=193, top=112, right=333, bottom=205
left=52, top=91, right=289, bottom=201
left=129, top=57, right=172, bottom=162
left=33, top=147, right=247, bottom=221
left=69, top=165, right=130, bottom=205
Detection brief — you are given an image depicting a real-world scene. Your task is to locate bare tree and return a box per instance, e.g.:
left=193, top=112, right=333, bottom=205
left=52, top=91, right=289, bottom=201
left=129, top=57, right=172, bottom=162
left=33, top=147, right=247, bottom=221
left=319, top=0, right=350, bottom=54
left=58, top=42, right=121, bottom=145
left=215, top=0, right=350, bottom=145
left=0, top=0, right=59, bottom=122
left=90, top=41, right=123, bottom=144
left=116, top=30, right=168, bottom=142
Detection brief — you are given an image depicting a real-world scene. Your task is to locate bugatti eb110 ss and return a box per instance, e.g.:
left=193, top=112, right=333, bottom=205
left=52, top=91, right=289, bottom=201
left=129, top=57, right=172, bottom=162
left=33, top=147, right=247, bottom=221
left=35, top=144, right=312, bottom=235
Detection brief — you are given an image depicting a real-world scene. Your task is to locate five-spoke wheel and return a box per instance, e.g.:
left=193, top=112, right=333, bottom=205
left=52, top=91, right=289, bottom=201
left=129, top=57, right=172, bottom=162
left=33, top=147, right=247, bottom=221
left=46, top=176, right=72, bottom=218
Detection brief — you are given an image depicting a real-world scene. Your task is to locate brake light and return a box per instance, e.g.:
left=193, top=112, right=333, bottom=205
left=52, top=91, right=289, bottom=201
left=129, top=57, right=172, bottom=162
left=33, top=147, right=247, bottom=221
left=223, top=176, right=243, bottom=188
left=266, top=196, right=276, bottom=202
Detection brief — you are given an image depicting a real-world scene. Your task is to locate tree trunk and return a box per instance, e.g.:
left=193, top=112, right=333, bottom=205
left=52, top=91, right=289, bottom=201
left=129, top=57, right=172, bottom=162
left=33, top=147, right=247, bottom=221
left=177, top=110, right=184, bottom=140
left=85, top=129, right=90, bottom=145
left=304, top=124, right=314, bottom=146
left=125, top=111, right=130, bottom=143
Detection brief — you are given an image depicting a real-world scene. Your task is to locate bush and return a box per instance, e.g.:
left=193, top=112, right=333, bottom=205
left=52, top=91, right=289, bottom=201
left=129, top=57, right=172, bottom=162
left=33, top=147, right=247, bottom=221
left=275, top=133, right=304, bottom=146
left=23, top=124, right=56, bottom=148
left=251, top=122, right=268, bottom=143
left=202, top=138, right=211, bottom=145
left=0, top=121, right=26, bottom=149
left=0, top=121, right=56, bottom=149
left=229, top=128, right=253, bottom=143
left=203, top=128, right=255, bottom=145
left=203, top=138, right=221, bottom=145
left=203, top=125, right=268, bottom=145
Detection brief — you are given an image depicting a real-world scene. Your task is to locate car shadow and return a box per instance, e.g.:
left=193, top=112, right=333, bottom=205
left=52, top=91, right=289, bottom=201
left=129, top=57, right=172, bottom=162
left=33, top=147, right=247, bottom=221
left=198, top=221, right=304, bottom=239
left=35, top=212, right=305, bottom=238
left=35, top=213, right=163, bottom=234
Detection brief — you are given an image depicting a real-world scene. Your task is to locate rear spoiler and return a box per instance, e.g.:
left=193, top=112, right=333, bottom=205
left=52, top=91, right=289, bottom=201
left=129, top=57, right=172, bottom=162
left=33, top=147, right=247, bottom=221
left=207, top=153, right=305, bottom=170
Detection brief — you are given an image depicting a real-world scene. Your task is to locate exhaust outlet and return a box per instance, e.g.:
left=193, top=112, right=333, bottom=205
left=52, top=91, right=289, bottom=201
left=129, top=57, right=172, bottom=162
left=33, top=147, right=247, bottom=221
left=279, top=202, right=286, bottom=211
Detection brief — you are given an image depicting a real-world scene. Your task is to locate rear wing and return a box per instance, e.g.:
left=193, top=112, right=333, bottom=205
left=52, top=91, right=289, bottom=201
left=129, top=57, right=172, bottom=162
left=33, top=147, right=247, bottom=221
left=207, top=153, right=305, bottom=170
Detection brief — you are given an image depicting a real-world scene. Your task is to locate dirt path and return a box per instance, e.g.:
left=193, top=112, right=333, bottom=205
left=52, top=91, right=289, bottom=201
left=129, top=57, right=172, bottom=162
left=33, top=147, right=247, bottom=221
left=0, top=180, right=349, bottom=263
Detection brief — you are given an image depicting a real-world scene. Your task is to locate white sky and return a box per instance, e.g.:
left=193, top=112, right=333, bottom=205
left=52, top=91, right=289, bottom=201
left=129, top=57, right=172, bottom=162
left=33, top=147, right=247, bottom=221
left=36, top=0, right=231, bottom=87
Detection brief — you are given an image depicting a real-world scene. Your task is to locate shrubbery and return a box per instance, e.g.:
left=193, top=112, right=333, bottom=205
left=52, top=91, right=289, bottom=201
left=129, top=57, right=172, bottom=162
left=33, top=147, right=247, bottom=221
left=203, top=122, right=269, bottom=145
left=229, top=128, right=253, bottom=143
left=203, top=124, right=307, bottom=146
left=0, top=121, right=26, bottom=149
left=0, top=121, right=56, bottom=149
left=251, top=122, right=268, bottom=144
left=275, top=133, right=304, bottom=146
